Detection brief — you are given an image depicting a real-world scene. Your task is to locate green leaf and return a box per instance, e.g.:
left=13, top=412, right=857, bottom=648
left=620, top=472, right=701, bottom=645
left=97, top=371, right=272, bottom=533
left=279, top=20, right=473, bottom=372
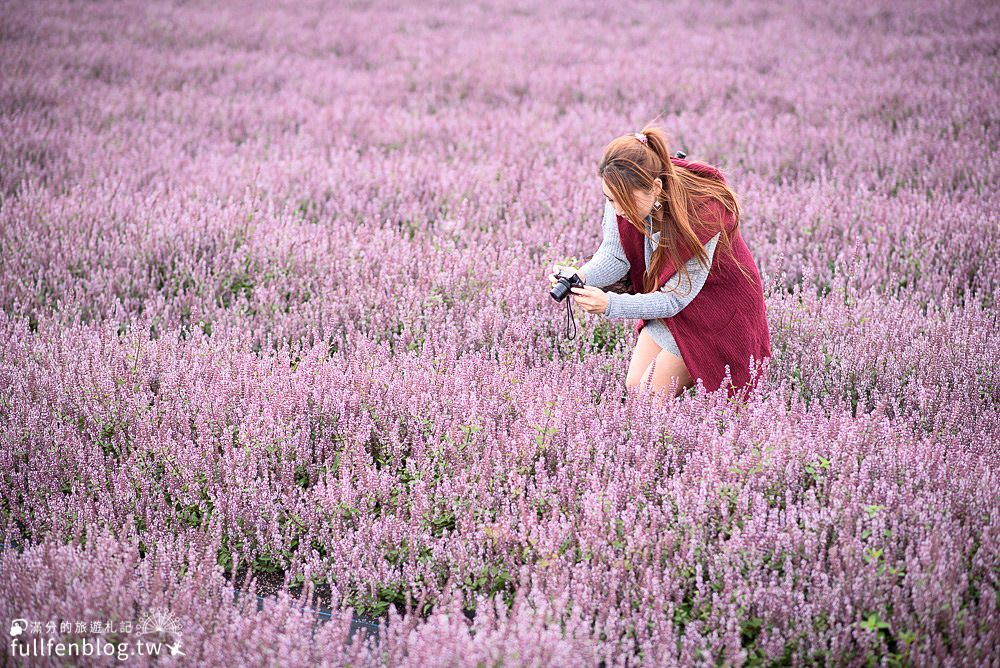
left=863, top=504, right=886, bottom=519
left=860, top=612, right=890, bottom=633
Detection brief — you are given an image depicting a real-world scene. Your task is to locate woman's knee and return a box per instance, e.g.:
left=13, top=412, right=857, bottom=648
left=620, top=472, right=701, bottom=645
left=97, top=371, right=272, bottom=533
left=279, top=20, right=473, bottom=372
left=625, top=360, right=653, bottom=389
left=646, top=351, right=693, bottom=396
left=625, top=330, right=661, bottom=388
left=625, top=357, right=658, bottom=392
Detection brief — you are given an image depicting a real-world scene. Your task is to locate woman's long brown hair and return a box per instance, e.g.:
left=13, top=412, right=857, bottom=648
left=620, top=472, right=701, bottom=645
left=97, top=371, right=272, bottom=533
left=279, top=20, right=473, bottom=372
left=597, top=120, right=756, bottom=295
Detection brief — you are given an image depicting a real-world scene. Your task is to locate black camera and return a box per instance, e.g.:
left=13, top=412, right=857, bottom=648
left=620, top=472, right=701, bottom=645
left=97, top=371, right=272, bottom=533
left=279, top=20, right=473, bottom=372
left=550, top=271, right=584, bottom=302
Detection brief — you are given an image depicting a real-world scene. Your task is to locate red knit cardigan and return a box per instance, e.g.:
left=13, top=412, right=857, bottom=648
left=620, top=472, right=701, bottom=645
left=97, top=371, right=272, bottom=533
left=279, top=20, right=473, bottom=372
left=618, top=158, right=772, bottom=400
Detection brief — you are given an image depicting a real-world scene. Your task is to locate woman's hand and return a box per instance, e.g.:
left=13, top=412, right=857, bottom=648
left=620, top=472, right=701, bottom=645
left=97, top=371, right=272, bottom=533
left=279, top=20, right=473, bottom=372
left=569, top=285, right=609, bottom=315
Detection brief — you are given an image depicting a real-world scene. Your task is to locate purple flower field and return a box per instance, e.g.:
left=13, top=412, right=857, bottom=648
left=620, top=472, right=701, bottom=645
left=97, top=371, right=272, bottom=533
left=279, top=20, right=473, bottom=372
left=1, top=0, right=998, bottom=665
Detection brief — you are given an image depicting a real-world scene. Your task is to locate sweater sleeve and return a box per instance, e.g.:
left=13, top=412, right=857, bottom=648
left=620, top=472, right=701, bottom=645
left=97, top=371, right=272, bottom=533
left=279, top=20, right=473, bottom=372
left=576, top=200, right=630, bottom=288
left=601, top=231, right=721, bottom=320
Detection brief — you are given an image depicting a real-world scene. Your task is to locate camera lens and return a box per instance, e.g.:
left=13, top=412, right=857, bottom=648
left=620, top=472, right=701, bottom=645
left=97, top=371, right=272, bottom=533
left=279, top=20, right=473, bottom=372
left=550, top=277, right=571, bottom=302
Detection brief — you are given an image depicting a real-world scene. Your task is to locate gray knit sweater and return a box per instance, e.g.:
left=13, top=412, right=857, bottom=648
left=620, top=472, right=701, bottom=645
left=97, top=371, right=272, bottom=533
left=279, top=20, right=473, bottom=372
left=578, top=200, right=721, bottom=319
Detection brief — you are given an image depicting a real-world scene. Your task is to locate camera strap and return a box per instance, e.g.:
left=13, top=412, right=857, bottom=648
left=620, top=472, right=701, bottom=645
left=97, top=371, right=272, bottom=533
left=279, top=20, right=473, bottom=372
left=563, top=295, right=577, bottom=340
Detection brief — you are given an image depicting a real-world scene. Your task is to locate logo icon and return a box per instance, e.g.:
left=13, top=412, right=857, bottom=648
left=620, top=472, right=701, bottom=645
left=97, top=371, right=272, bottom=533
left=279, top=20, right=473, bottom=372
left=136, top=608, right=185, bottom=657
left=9, top=619, right=26, bottom=638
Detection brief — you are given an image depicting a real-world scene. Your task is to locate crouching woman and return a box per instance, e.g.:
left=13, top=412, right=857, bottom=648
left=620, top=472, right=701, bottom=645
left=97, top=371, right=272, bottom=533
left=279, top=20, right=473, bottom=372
left=551, top=125, right=772, bottom=402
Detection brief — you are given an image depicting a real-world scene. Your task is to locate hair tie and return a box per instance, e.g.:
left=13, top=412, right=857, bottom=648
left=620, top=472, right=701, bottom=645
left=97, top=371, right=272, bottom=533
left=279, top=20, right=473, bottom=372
left=633, top=131, right=648, bottom=144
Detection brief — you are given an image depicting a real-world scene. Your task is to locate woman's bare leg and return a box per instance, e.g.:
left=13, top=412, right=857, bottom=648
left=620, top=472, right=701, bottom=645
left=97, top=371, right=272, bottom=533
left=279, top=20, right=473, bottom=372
left=625, top=328, right=663, bottom=390
left=640, top=349, right=695, bottom=399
